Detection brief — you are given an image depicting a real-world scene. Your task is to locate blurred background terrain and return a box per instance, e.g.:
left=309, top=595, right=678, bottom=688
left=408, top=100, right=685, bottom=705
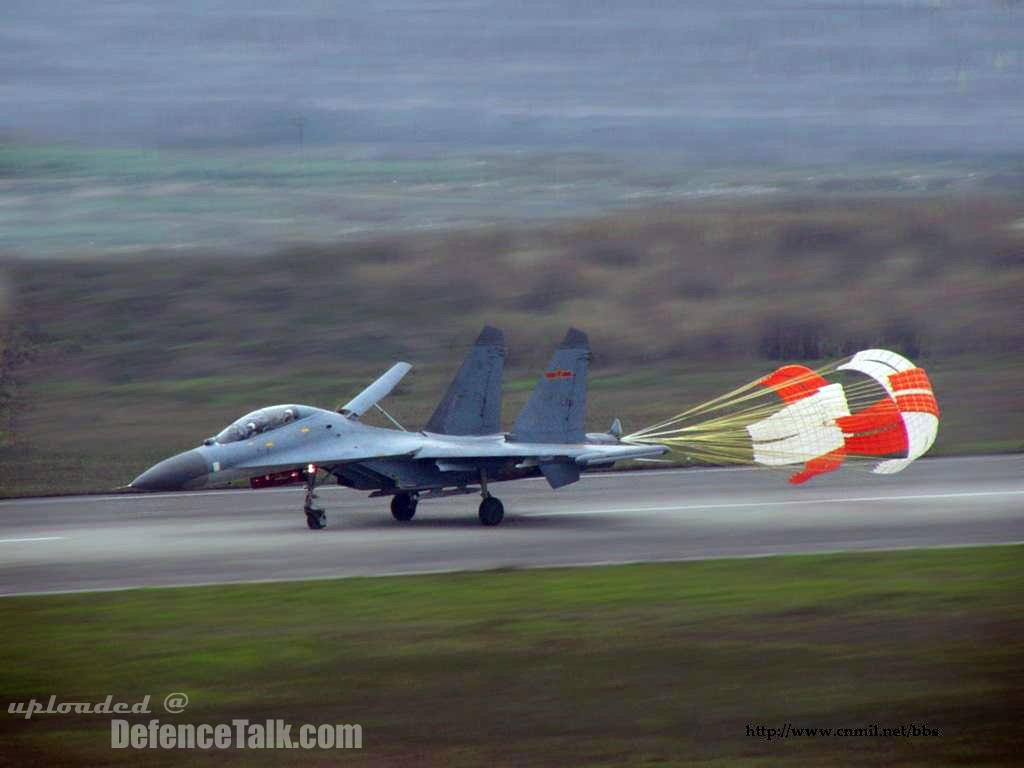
left=1, top=0, right=1022, bottom=495
left=2, top=190, right=1022, bottom=495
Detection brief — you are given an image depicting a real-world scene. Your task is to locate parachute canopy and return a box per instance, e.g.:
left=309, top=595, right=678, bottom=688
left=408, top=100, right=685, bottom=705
left=836, top=349, right=940, bottom=475
left=624, top=349, right=939, bottom=484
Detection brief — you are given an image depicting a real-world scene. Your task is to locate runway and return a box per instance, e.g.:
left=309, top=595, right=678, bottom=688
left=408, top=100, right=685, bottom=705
left=0, top=455, right=1021, bottom=596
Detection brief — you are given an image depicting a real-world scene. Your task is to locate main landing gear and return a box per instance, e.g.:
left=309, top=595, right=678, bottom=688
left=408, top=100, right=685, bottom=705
left=477, top=469, right=504, bottom=526
left=391, top=492, right=418, bottom=522
left=384, top=472, right=505, bottom=526
left=304, top=466, right=327, bottom=530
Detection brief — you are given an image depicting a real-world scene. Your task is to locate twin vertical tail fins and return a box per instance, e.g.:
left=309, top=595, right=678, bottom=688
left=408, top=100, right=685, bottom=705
left=425, top=326, right=505, bottom=435
left=426, top=324, right=590, bottom=447
left=511, top=328, right=590, bottom=444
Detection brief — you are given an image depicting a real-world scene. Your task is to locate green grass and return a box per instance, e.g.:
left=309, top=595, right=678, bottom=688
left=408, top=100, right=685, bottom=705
left=1, top=547, right=1021, bottom=766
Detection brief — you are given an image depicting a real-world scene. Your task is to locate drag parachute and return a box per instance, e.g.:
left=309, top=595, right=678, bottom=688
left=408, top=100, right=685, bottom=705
left=836, top=349, right=940, bottom=475
left=747, top=366, right=851, bottom=485
left=623, top=349, right=940, bottom=484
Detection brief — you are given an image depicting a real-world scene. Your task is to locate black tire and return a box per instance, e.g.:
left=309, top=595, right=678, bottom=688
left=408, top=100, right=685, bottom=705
left=391, top=493, right=417, bottom=522
left=478, top=496, right=504, bottom=526
left=305, top=509, right=327, bottom=530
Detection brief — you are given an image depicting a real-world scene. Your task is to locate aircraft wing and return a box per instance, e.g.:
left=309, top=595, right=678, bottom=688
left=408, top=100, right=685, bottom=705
left=413, top=440, right=668, bottom=489
left=412, top=440, right=669, bottom=466
left=235, top=440, right=665, bottom=473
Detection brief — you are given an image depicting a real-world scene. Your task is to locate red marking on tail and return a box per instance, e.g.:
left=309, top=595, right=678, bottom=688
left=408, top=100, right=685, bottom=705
left=544, top=369, right=574, bottom=380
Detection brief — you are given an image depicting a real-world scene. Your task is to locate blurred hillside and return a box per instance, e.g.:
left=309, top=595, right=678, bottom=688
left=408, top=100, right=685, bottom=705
left=7, top=196, right=1024, bottom=370
left=1, top=196, right=1022, bottom=494
left=5, top=142, right=1019, bottom=258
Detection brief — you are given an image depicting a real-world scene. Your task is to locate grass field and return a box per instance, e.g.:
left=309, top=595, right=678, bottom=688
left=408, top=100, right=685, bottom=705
left=1, top=546, right=1021, bottom=766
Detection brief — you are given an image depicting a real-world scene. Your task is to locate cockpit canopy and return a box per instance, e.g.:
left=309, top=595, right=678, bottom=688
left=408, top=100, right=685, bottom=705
left=215, top=404, right=308, bottom=444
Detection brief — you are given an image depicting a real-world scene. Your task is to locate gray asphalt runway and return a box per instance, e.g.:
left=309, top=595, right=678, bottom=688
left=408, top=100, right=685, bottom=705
left=1, top=455, right=1021, bottom=596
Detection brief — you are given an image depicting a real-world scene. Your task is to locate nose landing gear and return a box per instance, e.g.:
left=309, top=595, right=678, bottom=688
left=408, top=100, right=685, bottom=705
left=305, top=507, right=327, bottom=530
left=304, top=466, right=327, bottom=530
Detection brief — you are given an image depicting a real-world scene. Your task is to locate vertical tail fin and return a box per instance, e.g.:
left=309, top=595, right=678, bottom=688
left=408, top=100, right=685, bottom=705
left=424, top=326, right=504, bottom=435
left=510, top=328, right=590, bottom=444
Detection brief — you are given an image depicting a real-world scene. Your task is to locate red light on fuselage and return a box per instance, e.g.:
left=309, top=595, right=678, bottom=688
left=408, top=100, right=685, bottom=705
left=250, top=469, right=305, bottom=489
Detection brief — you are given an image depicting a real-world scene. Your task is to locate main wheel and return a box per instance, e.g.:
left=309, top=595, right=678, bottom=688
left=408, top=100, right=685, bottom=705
left=478, top=496, right=504, bottom=526
left=305, top=508, right=327, bottom=530
left=391, top=493, right=418, bottom=522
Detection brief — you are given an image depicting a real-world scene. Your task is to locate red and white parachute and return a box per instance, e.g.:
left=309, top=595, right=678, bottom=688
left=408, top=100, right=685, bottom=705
left=835, top=349, right=940, bottom=475
left=746, top=364, right=850, bottom=484
left=624, top=348, right=940, bottom=484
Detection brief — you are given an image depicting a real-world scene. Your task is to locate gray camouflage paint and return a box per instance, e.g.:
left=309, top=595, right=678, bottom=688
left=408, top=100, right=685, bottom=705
left=130, top=328, right=666, bottom=497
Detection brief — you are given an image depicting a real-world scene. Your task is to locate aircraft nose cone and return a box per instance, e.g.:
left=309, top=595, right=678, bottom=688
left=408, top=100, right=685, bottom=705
left=130, top=449, right=208, bottom=491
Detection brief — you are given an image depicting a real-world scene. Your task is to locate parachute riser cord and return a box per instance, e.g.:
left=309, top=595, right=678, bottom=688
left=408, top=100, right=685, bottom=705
left=625, top=358, right=860, bottom=441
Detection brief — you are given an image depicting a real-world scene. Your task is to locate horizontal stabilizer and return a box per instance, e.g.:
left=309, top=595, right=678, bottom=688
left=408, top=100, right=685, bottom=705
left=425, top=326, right=504, bottom=435
left=510, top=328, right=590, bottom=444
left=575, top=445, right=669, bottom=466
left=339, top=362, right=412, bottom=418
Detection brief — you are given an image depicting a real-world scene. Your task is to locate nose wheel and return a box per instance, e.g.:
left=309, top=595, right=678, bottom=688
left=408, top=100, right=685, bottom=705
left=305, top=508, right=327, bottom=530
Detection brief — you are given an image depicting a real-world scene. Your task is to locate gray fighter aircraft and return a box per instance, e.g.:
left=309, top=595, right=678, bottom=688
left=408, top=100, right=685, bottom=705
left=130, top=328, right=668, bottom=528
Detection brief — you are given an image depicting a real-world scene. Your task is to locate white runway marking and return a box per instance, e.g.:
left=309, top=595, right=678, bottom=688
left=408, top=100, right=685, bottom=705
left=533, top=490, right=1024, bottom=516
left=0, top=536, right=65, bottom=544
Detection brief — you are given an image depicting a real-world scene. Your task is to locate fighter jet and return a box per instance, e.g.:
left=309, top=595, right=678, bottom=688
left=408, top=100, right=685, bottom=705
left=130, top=327, right=668, bottom=528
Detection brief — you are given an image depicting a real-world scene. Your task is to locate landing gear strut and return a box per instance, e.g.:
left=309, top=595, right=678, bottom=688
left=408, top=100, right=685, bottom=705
left=304, top=467, right=326, bottom=530
left=391, top=492, right=418, bottom=522
left=477, top=469, right=504, bottom=526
